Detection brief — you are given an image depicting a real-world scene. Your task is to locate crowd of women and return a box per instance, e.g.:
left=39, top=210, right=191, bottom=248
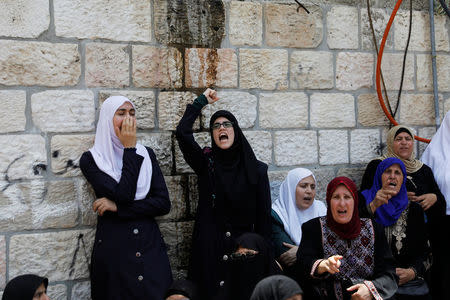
left=5, top=88, right=448, bottom=300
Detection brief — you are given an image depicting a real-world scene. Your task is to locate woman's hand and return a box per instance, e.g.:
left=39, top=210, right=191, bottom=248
left=203, top=88, right=219, bottom=104
left=396, top=268, right=415, bottom=285
left=234, top=246, right=258, bottom=255
left=408, top=192, right=437, bottom=211
left=317, top=255, right=343, bottom=275
left=279, top=242, right=298, bottom=267
left=347, top=283, right=372, bottom=299
left=370, top=189, right=397, bottom=212
left=93, top=197, right=117, bottom=216
left=114, top=116, right=136, bottom=148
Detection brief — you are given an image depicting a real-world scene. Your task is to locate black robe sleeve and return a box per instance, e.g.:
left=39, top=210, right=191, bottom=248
left=413, top=164, right=446, bottom=220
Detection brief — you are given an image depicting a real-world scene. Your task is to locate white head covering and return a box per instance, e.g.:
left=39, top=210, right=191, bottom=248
left=272, top=168, right=327, bottom=245
left=89, top=96, right=152, bottom=200
left=421, top=110, right=450, bottom=214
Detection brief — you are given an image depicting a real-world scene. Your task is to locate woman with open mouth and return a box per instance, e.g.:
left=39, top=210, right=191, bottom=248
left=296, top=176, right=397, bottom=300
left=271, top=168, right=326, bottom=276
left=360, top=157, right=431, bottom=299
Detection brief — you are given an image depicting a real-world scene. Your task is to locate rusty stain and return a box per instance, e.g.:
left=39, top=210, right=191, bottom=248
left=206, top=49, right=218, bottom=87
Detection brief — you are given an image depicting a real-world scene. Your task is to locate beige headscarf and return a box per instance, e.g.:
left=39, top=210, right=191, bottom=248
left=380, top=125, right=423, bottom=173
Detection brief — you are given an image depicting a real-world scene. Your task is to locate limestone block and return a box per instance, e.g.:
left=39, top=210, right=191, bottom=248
left=9, top=230, right=95, bottom=281
left=400, top=94, right=442, bottom=126
left=417, top=54, right=433, bottom=92
left=350, top=129, right=381, bottom=164
left=229, top=1, right=262, bottom=46
left=358, top=94, right=395, bottom=126
left=395, top=11, right=449, bottom=52
left=290, top=51, right=334, bottom=89
left=274, top=131, right=318, bottom=166
left=327, top=6, right=358, bottom=49
left=137, top=132, right=173, bottom=176
left=259, top=92, right=308, bottom=128
left=185, top=48, right=237, bottom=88
left=0, top=0, right=49, bottom=38
left=0, top=90, right=26, bottom=133
left=99, top=91, right=156, bottom=130
left=265, top=3, right=322, bottom=48
left=132, top=46, right=183, bottom=88
left=76, top=178, right=97, bottom=226
left=436, top=55, right=450, bottom=92
left=0, top=236, right=4, bottom=289
left=0, top=41, right=80, bottom=87
left=244, top=131, right=272, bottom=165
left=159, top=221, right=194, bottom=268
left=311, top=168, right=335, bottom=201
left=201, top=91, right=257, bottom=129
left=71, top=281, right=91, bottom=300
left=31, top=90, right=95, bottom=132
left=156, top=176, right=187, bottom=221
left=54, top=0, right=151, bottom=42
left=268, top=171, right=288, bottom=203
left=337, top=167, right=366, bottom=188
left=380, top=53, right=414, bottom=90
left=418, top=127, right=436, bottom=158
left=445, top=98, right=450, bottom=115
left=361, top=8, right=393, bottom=50
left=310, top=93, right=355, bottom=128
left=336, top=52, right=374, bottom=90
left=0, top=135, right=46, bottom=181
left=239, top=49, right=288, bottom=90
left=158, top=92, right=199, bottom=131
left=188, top=175, right=198, bottom=216
left=85, top=43, right=129, bottom=88
left=153, top=0, right=225, bottom=47
left=47, top=284, right=67, bottom=300
left=133, top=49, right=181, bottom=88
left=175, top=132, right=210, bottom=173
left=319, top=130, right=348, bottom=165
left=51, top=135, right=94, bottom=177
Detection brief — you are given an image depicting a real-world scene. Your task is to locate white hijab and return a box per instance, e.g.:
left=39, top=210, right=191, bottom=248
left=272, top=168, right=327, bottom=245
left=89, top=96, right=152, bottom=200
left=421, top=110, right=450, bottom=214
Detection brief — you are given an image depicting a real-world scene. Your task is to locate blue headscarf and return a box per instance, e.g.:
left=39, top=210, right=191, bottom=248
left=361, top=157, right=408, bottom=226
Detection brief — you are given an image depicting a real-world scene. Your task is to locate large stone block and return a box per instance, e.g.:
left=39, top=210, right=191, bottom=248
left=395, top=11, right=449, bottom=52
left=0, top=41, right=80, bottom=87
left=54, top=0, right=151, bottom=42
left=336, top=52, right=374, bottom=90
left=47, top=284, right=67, bottom=300
left=175, top=132, right=210, bottom=174
left=0, top=236, right=4, bottom=289
left=311, top=168, right=335, bottom=201
left=417, top=54, right=450, bottom=92
left=244, top=131, right=272, bottom=165
left=239, top=49, right=288, bottom=90
left=158, top=92, right=199, bottom=131
left=9, top=230, right=95, bottom=281
left=268, top=171, right=288, bottom=203
left=0, top=90, right=26, bottom=133
left=274, top=131, right=318, bottom=166
left=132, top=46, right=183, bottom=88
left=201, top=91, right=257, bottom=129
left=380, top=53, right=414, bottom=90
left=0, top=0, right=49, bottom=38
left=229, top=1, right=262, bottom=46
left=361, top=8, right=393, bottom=50
left=76, top=178, right=97, bottom=227
left=154, top=0, right=225, bottom=47
left=51, top=135, right=94, bottom=177
left=350, top=129, right=381, bottom=164
left=31, top=90, right=95, bottom=132
left=185, top=48, right=237, bottom=88
left=400, top=94, right=442, bottom=126
left=0, top=135, right=46, bottom=181
left=418, top=127, right=437, bottom=158
left=327, top=6, right=358, bottom=49
left=85, top=43, right=129, bottom=88
left=319, top=130, right=349, bottom=165
left=156, top=176, right=187, bottom=221
left=188, top=175, right=198, bottom=216
left=159, top=221, right=194, bottom=269
left=71, top=281, right=91, bottom=300
left=259, top=92, right=308, bottom=128
left=137, top=132, right=173, bottom=176
left=310, top=93, right=355, bottom=128
left=265, top=3, right=322, bottom=48
left=99, top=91, right=156, bottom=130
left=357, top=94, right=395, bottom=126
left=337, top=167, right=366, bottom=188
left=290, top=51, right=334, bottom=89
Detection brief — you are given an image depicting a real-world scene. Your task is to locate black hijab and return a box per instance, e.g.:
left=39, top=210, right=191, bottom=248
left=250, top=275, right=303, bottom=300
left=2, top=274, right=48, bottom=300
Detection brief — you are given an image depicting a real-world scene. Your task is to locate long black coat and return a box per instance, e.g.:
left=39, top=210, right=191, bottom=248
left=80, top=147, right=172, bottom=300
left=176, top=104, right=272, bottom=300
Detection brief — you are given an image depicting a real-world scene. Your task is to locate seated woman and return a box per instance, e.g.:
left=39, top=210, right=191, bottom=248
left=271, top=168, right=326, bottom=274
left=360, top=125, right=445, bottom=298
left=250, top=275, right=303, bottom=300
left=80, top=96, right=172, bottom=300
left=175, top=88, right=273, bottom=300
left=297, top=176, right=397, bottom=300
left=360, top=157, right=431, bottom=299
left=2, top=274, right=49, bottom=300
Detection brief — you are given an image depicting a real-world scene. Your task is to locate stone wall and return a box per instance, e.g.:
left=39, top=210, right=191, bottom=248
left=0, top=0, right=449, bottom=298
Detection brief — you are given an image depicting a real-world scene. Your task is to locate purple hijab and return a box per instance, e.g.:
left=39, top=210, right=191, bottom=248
left=362, top=157, right=408, bottom=226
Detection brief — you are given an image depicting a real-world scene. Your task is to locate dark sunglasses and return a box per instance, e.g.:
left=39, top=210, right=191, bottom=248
left=212, top=121, right=233, bottom=130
